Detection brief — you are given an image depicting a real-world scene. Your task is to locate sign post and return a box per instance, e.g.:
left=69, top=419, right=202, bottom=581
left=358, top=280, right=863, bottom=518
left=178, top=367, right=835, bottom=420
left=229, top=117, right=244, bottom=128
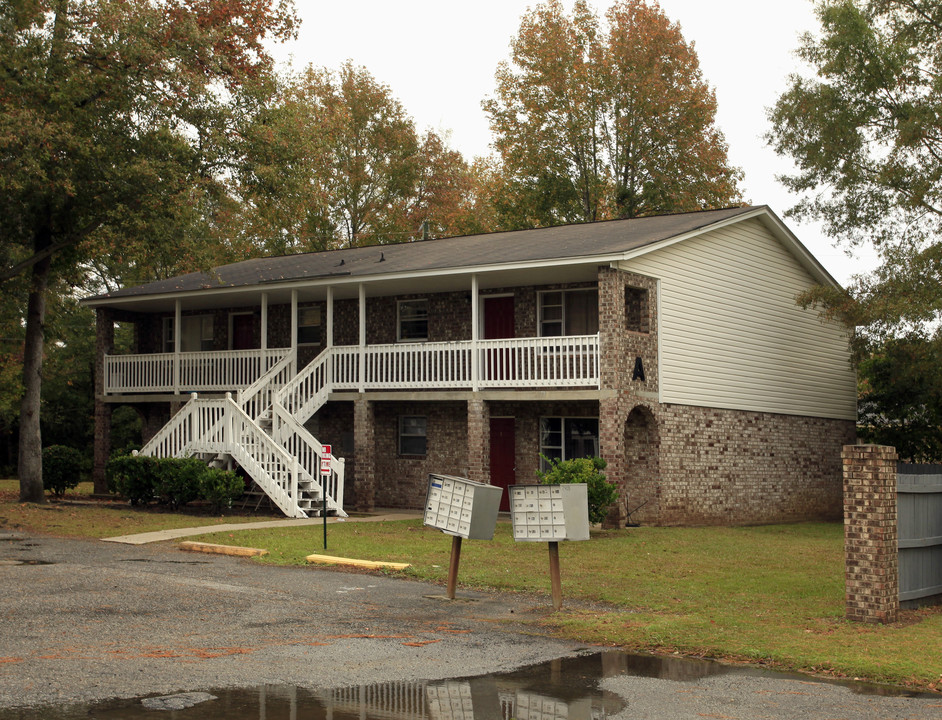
left=320, top=445, right=331, bottom=549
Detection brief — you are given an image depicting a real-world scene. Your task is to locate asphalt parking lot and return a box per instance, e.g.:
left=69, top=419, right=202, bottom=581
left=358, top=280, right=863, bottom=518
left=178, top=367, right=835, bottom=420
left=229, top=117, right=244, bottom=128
left=2, top=530, right=942, bottom=719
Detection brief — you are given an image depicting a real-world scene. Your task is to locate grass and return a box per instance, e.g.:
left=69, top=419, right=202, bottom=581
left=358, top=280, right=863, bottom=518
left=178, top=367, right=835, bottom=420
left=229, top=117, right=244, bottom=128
left=3, top=479, right=940, bottom=692
left=189, top=518, right=942, bottom=692
left=0, top=478, right=278, bottom=539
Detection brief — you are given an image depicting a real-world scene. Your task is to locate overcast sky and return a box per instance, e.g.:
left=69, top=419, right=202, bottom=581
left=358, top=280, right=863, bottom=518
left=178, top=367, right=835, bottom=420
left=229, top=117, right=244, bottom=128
left=270, top=0, right=878, bottom=285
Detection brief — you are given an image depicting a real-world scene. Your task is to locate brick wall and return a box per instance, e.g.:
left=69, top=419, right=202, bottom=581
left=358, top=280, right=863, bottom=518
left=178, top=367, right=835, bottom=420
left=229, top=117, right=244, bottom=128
left=843, top=444, right=899, bottom=624
left=372, top=401, right=469, bottom=508
left=654, top=405, right=856, bottom=526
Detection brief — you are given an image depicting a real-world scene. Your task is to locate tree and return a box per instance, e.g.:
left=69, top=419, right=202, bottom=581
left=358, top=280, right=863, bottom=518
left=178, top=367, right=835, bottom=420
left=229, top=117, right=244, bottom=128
left=238, top=61, right=496, bottom=251
left=768, top=0, right=942, bottom=458
left=483, top=0, right=742, bottom=227
left=857, top=334, right=942, bottom=461
left=0, top=0, right=297, bottom=502
left=768, top=0, right=942, bottom=338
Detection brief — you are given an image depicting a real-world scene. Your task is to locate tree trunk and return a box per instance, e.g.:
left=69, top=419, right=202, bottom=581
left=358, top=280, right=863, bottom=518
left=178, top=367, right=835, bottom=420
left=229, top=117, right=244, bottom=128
left=18, top=254, right=51, bottom=503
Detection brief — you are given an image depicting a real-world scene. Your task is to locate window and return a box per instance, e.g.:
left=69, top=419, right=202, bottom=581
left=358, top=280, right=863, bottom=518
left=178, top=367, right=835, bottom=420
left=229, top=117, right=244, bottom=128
left=163, top=315, right=213, bottom=352
left=539, top=417, right=599, bottom=470
left=399, top=416, right=427, bottom=455
left=539, top=289, right=598, bottom=337
left=398, top=299, right=428, bottom=342
left=297, top=306, right=322, bottom=345
left=625, top=286, right=649, bottom=333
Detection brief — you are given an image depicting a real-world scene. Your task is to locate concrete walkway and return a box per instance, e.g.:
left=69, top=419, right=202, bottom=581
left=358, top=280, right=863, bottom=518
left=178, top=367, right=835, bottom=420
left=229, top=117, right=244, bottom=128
left=101, top=508, right=423, bottom=545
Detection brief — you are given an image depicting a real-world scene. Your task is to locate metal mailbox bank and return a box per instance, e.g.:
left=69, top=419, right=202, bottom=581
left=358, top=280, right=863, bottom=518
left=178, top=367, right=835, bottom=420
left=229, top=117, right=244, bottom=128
left=509, top=483, right=590, bottom=542
left=424, top=473, right=502, bottom=540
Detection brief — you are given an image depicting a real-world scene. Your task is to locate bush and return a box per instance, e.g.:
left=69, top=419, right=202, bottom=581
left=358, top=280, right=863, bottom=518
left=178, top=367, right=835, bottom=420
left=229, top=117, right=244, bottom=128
left=106, top=454, right=243, bottom=511
left=536, top=455, right=619, bottom=525
left=107, top=454, right=160, bottom=505
left=199, top=467, right=244, bottom=512
left=155, top=457, right=204, bottom=509
left=42, top=445, right=85, bottom=497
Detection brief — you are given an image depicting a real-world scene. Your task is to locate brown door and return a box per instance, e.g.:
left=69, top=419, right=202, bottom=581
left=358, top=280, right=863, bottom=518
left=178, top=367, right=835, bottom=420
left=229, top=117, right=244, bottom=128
left=484, top=296, right=515, bottom=382
left=231, top=314, right=255, bottom=350
left=489, top=417, right=516, bottom=511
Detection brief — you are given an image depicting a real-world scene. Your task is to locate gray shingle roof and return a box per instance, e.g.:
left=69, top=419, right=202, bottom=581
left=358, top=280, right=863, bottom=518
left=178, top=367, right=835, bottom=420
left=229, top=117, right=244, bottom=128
left=86, top=206, right=759, bottom=301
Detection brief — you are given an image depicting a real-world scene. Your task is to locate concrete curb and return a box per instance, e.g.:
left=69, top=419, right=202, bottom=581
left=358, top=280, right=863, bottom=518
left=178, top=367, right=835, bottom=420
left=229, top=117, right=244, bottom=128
left=305, top=553, right=411, bottom=570
left=179, top=541, right=268, bottom=557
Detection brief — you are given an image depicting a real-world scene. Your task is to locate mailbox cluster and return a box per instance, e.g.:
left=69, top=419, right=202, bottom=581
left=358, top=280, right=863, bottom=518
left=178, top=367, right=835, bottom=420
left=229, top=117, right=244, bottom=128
left=509, top=484, right=590, bottom=542
left=424, top=474, right=503, bottom=540
left=423, top=474, right=588, bottom=542
left=423, top=473, right=590, bottom=609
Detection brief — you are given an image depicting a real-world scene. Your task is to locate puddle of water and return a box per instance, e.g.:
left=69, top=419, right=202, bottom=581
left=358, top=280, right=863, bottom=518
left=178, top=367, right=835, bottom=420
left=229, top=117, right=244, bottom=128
left=0, top=651, right=932, bottom=720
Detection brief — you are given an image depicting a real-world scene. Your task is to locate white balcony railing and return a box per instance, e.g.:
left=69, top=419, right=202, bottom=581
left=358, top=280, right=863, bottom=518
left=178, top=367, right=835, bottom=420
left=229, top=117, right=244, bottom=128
left=104, top=348, right=291, bottom=394
left=104, top=336, right=599, bottom=395
left=329, top=335, right=599, bottom=391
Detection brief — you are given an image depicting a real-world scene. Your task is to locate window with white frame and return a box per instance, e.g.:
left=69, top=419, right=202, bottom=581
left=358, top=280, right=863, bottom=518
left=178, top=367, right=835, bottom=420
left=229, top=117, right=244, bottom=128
left=398, top=299, right=428, bottom=342
left=297, top=306, right=322, bottom=345
left=163, top=315, right=213, bottom=352
left=538, top=289, right=598, bottom=337
left=539, top=417, right=599, bottom=470
left=399, top=416, right=427, bottom=455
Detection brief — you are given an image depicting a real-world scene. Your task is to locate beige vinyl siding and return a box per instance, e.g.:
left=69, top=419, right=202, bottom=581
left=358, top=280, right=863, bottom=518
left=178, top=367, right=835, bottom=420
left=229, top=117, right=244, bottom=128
left=621, top=218, right=856, bottom=420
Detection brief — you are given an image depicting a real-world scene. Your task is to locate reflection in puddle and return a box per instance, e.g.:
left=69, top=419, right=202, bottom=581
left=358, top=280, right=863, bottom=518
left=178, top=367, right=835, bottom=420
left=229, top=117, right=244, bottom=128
left=0, top=651, right=931, bottom=720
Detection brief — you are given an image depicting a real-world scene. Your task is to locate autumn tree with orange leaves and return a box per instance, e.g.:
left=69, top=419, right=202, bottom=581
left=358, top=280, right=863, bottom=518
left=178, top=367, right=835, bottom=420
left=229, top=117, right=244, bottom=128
left=0, top=0, right=297, bottom=502
left=484, top=0, right=742, bottom=227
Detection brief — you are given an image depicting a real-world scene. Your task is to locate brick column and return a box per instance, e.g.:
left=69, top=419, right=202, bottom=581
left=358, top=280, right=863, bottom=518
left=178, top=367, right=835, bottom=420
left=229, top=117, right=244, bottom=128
left=353, top=396, right=376, bottom=511
left=843, top=444, right=899, bottom=624
left=467, top=396, right=489, bottom=483
left=93, top=309, right=114, bottom=494
left=598, top=266, right=627, bottom=526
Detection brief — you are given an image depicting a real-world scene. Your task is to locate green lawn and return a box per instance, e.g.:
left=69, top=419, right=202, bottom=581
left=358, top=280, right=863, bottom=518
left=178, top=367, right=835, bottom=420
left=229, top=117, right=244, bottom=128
left=190, top=519, right=942, bottom=692
left=3, top=478, right=940, bottom=693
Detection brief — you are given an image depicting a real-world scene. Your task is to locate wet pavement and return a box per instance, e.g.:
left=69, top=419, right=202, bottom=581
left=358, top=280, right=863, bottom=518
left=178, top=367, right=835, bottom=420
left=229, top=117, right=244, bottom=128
left=1, top=532, right=941, bottom=719
left=2, top=651, right=941, bottom=720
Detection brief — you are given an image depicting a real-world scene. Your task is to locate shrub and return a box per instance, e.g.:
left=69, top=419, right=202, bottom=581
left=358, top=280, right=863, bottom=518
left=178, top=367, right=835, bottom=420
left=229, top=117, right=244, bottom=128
left=536, top=455, right=619, bottom=525
left=155, top=457, right=204, bottom=509
left=107, top=454, right=160, bottom=505
left=42, top=445, right=85, bottom=497
left=199, top=467, right=244, bottom=512
left=106, top=454, right=243, bottom=511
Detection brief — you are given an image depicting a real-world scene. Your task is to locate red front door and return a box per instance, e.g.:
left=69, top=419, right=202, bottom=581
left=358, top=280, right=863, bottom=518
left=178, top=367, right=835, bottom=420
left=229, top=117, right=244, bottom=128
left=484, top=296, right=514, bottom=339
left=490, top=417, right=516, bottom=511
left=484, top=296, right=515, bottom=382
left=231, top=314, right=255, bottom=350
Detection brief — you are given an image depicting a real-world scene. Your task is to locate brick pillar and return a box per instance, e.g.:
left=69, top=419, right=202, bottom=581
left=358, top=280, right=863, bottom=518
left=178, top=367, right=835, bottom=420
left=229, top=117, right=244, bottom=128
left=600, top=394, right=627, bottom=527
left=93, top=309, right=114, bottom=493
left=353, top=396, right=375, bottom=511
left=467, top=395, right=489, bottom=483
left=843, top=444, right=899, bottom=624
left=598, top=266, right=627, bottom=527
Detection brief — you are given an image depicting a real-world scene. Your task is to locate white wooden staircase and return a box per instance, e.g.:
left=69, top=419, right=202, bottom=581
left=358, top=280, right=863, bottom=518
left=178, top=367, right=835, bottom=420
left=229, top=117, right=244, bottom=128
left=138, top=348, right=346, bottom=518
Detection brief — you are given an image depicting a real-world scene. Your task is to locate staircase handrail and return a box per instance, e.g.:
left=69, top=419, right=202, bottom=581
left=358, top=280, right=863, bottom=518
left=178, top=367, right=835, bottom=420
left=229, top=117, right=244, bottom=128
left=223, top=394, right=311, bottom=518
left=237, top=347, right=297, bottom=421
left=271, top=401, right=347, bottom=517
left=274, top=347, right=332, bottom=424
left=138, top=393, right=199, bottom=458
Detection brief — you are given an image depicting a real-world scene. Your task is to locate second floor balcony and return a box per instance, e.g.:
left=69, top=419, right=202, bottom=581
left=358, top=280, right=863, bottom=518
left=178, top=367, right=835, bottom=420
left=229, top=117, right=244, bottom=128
left=102, top=334, right=601, bottom=396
